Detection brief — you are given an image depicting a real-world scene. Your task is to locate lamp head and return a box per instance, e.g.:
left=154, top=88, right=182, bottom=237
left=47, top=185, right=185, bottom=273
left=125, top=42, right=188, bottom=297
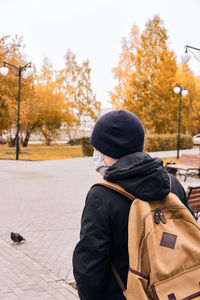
left=22, top=70, right=28, bottom=79
left=22, top=64, right=33, bottom=78
left=181, top=47, right=191, bottom=64
left=182, top=89, right=188, bottom=96
left=0, top=66, right=9, bottom=76
left=173, top=86, right=181, bottom=94
left=25, top=67, right=33, bottom=76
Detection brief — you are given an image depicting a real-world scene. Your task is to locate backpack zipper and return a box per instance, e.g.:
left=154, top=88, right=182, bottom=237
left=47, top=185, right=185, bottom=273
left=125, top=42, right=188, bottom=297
left=154, top=208, right=167, bottom=224
left=137, top=205, right=186, bottom=271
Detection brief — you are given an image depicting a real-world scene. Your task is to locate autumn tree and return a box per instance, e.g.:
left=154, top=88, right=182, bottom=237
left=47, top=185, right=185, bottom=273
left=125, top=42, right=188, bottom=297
left=21, top=53, right=100, bottom=146
left=18, top=58, right=64, bottom=146
left=0, top=36, right=21, bottom=137
left=136, top=16, right=178, bottom=133
left=0, top=35, right=34, bottom=145
left=0, top=38, right=100, bottom=146
left=110, top=25, right=140, bottom=109
left=175, top=64, right=200, bottom=136
left=56, top=49, right=100, bottom=142
left=31, top=58, right=65, bottom=146
left=111, top=16, right=179, bottom=134
left=20, top=91, right=43, bottom=146
left=35, top=86, right=64, bottom=146
left=193, top=75, right=200, bottom=134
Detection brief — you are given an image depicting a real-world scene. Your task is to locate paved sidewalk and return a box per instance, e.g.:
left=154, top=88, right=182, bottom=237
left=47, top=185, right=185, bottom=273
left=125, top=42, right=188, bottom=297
left=148, top=147, right=200, bottom=158
left=0, top=158, right=100, bottom=299
left=0, top=239, right=77, bottom=299
left=0, top=151, right=199, bottom=299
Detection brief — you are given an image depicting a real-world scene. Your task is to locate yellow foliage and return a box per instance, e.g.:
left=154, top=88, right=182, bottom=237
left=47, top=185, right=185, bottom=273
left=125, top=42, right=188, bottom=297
left=0, top=39, right=100, bottom=145
left=110, top=16, right=200, bottom=135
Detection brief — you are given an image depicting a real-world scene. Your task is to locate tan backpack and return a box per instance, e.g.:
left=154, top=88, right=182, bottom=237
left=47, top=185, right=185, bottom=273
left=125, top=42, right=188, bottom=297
left=98, top=180, right=200, bottom=300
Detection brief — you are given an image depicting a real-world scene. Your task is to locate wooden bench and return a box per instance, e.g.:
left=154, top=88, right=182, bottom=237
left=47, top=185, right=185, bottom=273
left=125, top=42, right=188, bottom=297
left=166, top=154, right=200, bottom=182
left=186, top=186, right=200, bottom=221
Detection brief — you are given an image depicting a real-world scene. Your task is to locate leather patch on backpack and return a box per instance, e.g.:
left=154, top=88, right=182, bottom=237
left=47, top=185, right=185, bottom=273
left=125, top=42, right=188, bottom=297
left=160, top=232, right=177, bottom=249
left=168, top=293, right=177, bottom=300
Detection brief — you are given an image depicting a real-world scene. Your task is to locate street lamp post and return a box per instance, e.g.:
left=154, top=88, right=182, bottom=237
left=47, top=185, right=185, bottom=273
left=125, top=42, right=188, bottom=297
left=0, top=62, right=33, bottom=160
left=173, top=85, right=188, bottom=159
left=181, top=44, right=199, bottom=174
left=181, top=45, right=200, bottom=63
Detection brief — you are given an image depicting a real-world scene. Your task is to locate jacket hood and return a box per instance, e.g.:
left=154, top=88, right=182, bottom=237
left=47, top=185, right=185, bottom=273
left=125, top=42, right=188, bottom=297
left=104, top=152, right=170, bottom=201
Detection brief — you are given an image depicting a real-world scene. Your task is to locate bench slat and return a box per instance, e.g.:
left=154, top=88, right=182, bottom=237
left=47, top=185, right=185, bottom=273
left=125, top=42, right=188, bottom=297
left=167, top=154, right=200, bottom=182
left=188, top=192, right=200, bottom=197
left=180, top=154, right=200, bottom=167
left=187, top=186, right=200, bottom=215
left=189, top=205, right=200, bottom=209
left=189, top=199, right=200, bottom=205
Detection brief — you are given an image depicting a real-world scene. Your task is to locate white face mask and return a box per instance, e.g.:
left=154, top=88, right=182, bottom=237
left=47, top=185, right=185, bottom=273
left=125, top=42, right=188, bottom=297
left=92, top=151, right=109, bottom=177
left=93, top=151, right=105, bottom=169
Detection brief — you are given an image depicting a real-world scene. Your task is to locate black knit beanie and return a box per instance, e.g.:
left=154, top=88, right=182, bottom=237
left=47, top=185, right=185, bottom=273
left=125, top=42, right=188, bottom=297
left=90, top=109, right=145, bottom=158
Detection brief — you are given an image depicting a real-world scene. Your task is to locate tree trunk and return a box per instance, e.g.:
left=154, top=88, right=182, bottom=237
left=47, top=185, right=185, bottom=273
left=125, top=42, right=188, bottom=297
left=22, top=132, right=31, bottom=147
left=8, top=133, right=16, bottom=147
left=67, top=127, right=72, bottom=144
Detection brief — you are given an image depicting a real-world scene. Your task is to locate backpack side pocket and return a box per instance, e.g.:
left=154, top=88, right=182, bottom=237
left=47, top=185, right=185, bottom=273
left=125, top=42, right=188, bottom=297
left=151, top=265, right=200, bottom=300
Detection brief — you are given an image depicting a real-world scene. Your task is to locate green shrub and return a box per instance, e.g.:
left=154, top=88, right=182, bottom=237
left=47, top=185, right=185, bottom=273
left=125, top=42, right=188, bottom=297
left=81, top=137, right=94, bottom=156
left=81, top=134, right=193, bottom=156
left=144, top=134, right=193, bottom=152
left=180, top=135, right=194, bottom=149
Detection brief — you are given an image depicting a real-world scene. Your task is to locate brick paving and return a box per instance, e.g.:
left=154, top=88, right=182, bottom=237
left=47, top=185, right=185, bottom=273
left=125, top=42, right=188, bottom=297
left=0, top=153, right=199, bottom=299
left=0, top=239, right=77, bottom=299
left=0, top=158, right=100, bottom=299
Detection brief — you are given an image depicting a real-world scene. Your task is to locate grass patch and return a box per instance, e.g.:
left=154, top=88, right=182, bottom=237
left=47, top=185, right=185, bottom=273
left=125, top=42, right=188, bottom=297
left=0, top=145, right=83, bottom=160
left=0, top=144, right=182, bottom=163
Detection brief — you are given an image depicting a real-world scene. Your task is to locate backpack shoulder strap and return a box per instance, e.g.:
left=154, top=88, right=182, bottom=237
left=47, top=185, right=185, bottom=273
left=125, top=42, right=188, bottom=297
left=93, top=179, right=136, bottom=201
left=111, top=263, right=126, bottom=292
left=93, top=179, right=135, bottom=293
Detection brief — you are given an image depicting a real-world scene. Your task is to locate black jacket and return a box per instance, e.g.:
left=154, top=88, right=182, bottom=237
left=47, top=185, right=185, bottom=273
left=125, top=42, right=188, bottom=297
left=73, top=152, right=191, bottom=300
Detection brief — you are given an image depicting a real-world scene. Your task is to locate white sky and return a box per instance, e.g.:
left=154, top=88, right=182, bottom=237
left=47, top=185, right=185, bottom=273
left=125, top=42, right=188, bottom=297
left=0, top=0, right=200, bottom=107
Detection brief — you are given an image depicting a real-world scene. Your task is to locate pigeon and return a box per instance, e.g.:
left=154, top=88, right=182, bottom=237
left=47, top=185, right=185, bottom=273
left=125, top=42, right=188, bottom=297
left=69, top=282, right=77, bottom=290
left=10, top=232, right=26, bottom=243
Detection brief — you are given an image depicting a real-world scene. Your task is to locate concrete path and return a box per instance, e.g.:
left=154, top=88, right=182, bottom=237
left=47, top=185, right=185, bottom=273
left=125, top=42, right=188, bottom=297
left=0, top=151, right=199, bottom=299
